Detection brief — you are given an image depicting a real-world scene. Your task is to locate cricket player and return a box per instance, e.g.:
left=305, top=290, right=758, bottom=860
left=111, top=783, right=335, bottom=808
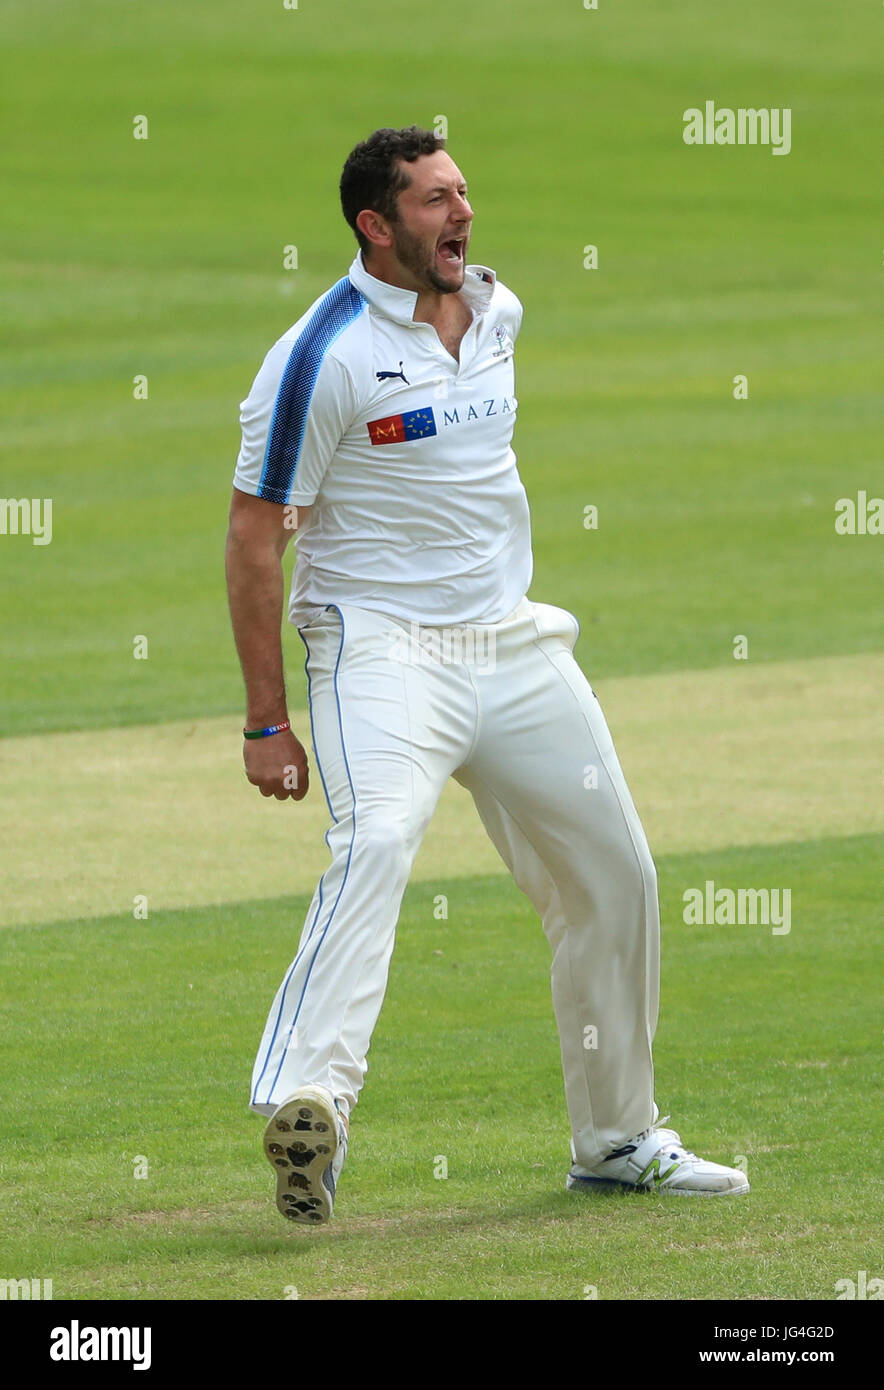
left=225, top=126, right=749, bottom=1223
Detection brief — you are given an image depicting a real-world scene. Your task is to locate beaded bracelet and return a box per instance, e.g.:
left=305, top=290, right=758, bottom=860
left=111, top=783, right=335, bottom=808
left=243, top=719, right=291, bottom=740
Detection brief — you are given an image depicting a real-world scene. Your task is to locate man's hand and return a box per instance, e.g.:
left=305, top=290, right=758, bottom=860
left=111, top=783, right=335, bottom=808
left=244, top=728, right=310, bottom=801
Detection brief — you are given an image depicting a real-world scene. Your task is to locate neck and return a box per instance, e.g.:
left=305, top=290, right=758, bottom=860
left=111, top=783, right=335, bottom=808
left=361, top=250, right=463, bottom=324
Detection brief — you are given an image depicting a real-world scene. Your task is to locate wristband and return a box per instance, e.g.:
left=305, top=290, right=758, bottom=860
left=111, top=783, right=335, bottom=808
left=243, top=719, right=291, bottom=740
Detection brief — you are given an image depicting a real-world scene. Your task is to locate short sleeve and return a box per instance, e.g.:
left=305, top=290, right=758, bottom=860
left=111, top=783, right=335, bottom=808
left=506, top=289, right=524, bottom=343
left=233, top=338, right=358, bottom=506
left=492, top=282, right=523, bottom=344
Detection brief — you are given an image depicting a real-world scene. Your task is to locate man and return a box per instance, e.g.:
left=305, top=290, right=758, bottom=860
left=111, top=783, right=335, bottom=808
left=225, top=126, right=748, bottom=1224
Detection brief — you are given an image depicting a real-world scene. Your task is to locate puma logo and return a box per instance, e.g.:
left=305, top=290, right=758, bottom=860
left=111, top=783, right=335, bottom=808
left=376, top=361, right=409, bottom=384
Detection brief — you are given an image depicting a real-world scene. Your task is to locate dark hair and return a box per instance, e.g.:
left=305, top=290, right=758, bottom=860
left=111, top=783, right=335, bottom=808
left=340, top=126, right=445, bottom=257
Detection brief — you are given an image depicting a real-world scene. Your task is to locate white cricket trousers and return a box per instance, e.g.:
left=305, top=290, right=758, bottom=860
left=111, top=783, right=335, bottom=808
left=249, top=597, right=659, bottom=1168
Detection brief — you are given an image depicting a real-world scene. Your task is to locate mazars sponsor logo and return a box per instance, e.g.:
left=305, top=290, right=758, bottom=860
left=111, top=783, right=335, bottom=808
left=50, top=1320, right=152, bottom=1371
left=442, top=396, right=516, bottom=425
left=682, top=880, right=791, bottom=935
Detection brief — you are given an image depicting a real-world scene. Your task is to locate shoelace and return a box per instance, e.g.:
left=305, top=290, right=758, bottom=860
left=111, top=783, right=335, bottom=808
left=632, top=1113, right=670, bottom=1143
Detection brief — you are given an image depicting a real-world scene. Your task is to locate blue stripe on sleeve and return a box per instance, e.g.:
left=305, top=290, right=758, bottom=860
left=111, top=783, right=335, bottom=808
left=258, top=278, right=366, bottom=503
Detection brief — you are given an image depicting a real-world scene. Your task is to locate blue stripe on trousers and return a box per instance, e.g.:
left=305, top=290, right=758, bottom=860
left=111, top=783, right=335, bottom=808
left=251, top=606, right=357, bottom=1107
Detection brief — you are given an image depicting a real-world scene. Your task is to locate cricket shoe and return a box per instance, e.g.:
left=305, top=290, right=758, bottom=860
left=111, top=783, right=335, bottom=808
left=263, top=1085, right=349, bottom=1224
left=566, top=1116, right=749, bottom=1197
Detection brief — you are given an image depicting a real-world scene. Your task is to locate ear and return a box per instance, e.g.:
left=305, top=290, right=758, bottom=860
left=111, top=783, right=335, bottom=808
left=356, top=208, right=394, bottom=254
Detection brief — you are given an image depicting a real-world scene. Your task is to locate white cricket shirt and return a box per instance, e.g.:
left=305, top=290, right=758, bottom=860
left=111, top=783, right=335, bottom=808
left=233, top=250, right=534, bottom=626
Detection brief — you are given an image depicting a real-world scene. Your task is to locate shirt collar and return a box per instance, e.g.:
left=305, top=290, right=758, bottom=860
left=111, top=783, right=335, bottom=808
left=348, top=250, right=497, bottom=325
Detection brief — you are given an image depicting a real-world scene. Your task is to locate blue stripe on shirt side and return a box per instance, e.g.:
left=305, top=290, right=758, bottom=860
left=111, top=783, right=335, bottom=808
left=258, top=278, right=365, bottom=504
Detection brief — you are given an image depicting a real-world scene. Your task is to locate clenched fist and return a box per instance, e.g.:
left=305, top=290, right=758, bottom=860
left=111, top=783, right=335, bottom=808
left=243, top=728, right=310, bottom=801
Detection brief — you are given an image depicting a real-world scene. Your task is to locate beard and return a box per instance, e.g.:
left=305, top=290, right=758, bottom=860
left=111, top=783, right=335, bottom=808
left=391, top=219, right=462, bottom=294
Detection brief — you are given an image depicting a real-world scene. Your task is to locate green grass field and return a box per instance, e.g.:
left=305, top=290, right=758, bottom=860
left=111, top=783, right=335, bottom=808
left=1, top=0, right=881, bottom=1300
left=1, top=838, right=881, bottom=1300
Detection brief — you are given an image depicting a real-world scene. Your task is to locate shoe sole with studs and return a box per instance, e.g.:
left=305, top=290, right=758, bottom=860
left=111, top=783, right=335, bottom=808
left=263, top=1087, right=342, bottom=1224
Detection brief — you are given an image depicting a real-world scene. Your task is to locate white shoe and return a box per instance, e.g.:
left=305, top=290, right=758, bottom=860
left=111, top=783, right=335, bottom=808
left=566, top=1115, right=749, bottom=1197
left=263, top=1085, right=349, bottom=1223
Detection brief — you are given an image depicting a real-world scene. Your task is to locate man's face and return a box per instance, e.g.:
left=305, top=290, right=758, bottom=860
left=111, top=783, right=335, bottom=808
left=386, top=150, right=474, bottom=294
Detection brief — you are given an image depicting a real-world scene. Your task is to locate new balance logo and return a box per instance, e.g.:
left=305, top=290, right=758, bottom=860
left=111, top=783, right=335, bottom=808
left=376, top=361, right=409, bottom=384
left=638, top=1158, right=680, bottom=1186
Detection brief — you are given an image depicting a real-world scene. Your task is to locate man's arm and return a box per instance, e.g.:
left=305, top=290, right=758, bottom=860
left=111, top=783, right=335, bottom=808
left=225, top=487, right=309, bottom=801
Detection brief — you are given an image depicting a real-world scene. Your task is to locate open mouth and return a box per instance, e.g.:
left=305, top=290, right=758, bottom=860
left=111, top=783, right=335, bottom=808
left=436, top=236, right=465, bottom=267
